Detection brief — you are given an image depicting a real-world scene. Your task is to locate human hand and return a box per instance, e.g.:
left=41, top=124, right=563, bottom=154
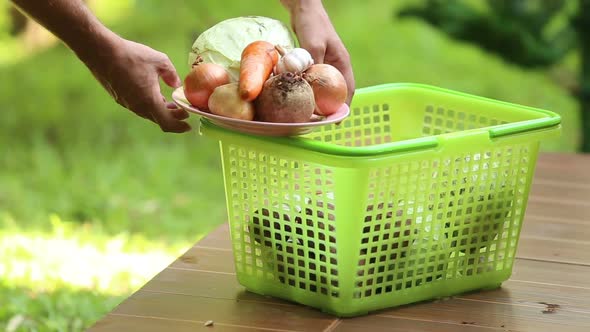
left=284, top=1, right=355, bottom=105
left=81, top=37, right=191, bottom=133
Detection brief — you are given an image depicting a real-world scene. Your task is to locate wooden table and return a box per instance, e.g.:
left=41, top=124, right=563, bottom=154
left=89, top=153, right=590, bottom=332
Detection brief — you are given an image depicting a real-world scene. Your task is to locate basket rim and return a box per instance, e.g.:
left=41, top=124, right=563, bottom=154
left=200, top=82, right=561, bottom=157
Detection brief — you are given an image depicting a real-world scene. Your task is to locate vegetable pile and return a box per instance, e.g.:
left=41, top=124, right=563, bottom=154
left=183, top=17, right=348, bottom=124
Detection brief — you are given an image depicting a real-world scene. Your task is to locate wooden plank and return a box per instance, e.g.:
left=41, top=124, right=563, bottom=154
left=333, top=316, right=492, bottom=332
left=195, top=222, right=232, bottom=250
left=520, top=216, right=590, bottom=243
left=143, top=268, right=239, bottom=299
left=154, top=259, right=590, bottom=295
left=375, top=296, right=590, bottom=332
left=111, top=291, right=336, bottom=332
left=529, top=181, right=590, bottom=205
left=170, top=246, right=235, bottom=273
left=516, top=236, right=590, bottom=265
left=511, top=259, right=590, bottom=288
left=532, top=167, right=590, bottom=185
left=529, top=195, right=590, bottom=210
left=88, top=314, right=288, bottom=332
left=144, top=264, right=590, bottom=314
left=336, top=255, right=590, bottom=332
left=534, top=162, right=590, bottom=176
left=157, top=246, right=590, bottom=295
left=142, top=268, right=310, bottom=307
left=524, top=200, right=590, bottom=224
left=458, top=280, right=590, bottom=313
left=536, top=153, right=590, bottom=171
left=532, top=153, right=590, bottom=186
left=122, top=269, right=590, bottom=332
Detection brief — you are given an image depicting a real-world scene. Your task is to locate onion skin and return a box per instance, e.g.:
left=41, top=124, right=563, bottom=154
left=303, top=64, right=347, bottom=116
left=184, top=59, right=230, bottom=110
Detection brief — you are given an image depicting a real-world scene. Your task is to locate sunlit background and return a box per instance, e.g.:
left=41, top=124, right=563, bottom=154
left=0, top=0, right=584, bottom=331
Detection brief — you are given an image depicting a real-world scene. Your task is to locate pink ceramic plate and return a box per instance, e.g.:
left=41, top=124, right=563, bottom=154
left=172, top=87, right=350, bottom=137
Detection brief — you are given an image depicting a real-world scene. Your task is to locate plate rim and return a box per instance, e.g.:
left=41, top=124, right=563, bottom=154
left=171, top=86, right=350, bottom=129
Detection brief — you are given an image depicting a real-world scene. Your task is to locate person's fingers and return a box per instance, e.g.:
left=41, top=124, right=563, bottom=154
left=329, top=61, right=354, bottom=105
left=131, top=97, right=164, bottom=124
left=156, top=54, right=182, bottom=88
left=165, top=100, right=190, bottom=120
left=136, top=111, right=152, bottom=121
left=297, top=30, right=326, bottom=64
left=306, top=43, right=326, bottom=64
left=154, top=108, right=191, bottom=133
left=344, top=71, right=355, bottom=105
left=166, top=101, right=179, bottom=109
left=324, top=48, right=355, bottom=105
left=144, top=111, right=158, bottom=124
left=338, top=62, right=355, bottom=105
left=170, top=107, right=190, bottom=120
left=138, top=86, right=191, bottom=133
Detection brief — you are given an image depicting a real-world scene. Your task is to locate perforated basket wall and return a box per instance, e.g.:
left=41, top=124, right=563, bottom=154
left=201, top=83, right=560, bottom=317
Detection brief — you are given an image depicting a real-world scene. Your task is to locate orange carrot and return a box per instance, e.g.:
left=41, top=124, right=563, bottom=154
left=238, top=41, right=279, bottom=101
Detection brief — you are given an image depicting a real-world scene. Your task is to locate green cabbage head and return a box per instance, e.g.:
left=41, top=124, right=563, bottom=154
left=189, top=16, right=297, bottom=82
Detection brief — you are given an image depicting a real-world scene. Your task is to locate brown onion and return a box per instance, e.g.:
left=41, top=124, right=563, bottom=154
left=184, top=57, right=230, bottom=110
left=303, top=64, right=347, bottom=116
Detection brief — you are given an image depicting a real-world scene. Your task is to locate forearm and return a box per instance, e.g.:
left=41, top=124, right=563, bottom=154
left=10, top=0, right=120, bottom=61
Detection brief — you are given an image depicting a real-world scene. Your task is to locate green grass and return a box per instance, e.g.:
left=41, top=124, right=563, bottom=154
left=1, top=285, right=123, bottom=332
left=0, top=0, right=581, bottom=331
left=0, top=215, right=188, bottom=331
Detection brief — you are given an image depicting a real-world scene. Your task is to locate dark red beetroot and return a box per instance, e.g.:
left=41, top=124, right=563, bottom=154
left=254, top=72, right=315, bottom=123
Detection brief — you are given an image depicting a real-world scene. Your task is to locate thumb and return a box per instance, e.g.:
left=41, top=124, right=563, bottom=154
left=157, top=57, right=182, bottom=88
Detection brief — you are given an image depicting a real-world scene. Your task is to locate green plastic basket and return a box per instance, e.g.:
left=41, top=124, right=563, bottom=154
left=199, top=83, right=561, bottom=317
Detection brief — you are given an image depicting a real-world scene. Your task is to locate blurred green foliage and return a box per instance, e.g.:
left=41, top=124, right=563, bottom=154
left=398, top=0, right=578, bottom=67
left=1, top=283, right=123, bottom=332
left=397, top=0, right=590, bottom=150
left=0, top=0, right=581, bottom=331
